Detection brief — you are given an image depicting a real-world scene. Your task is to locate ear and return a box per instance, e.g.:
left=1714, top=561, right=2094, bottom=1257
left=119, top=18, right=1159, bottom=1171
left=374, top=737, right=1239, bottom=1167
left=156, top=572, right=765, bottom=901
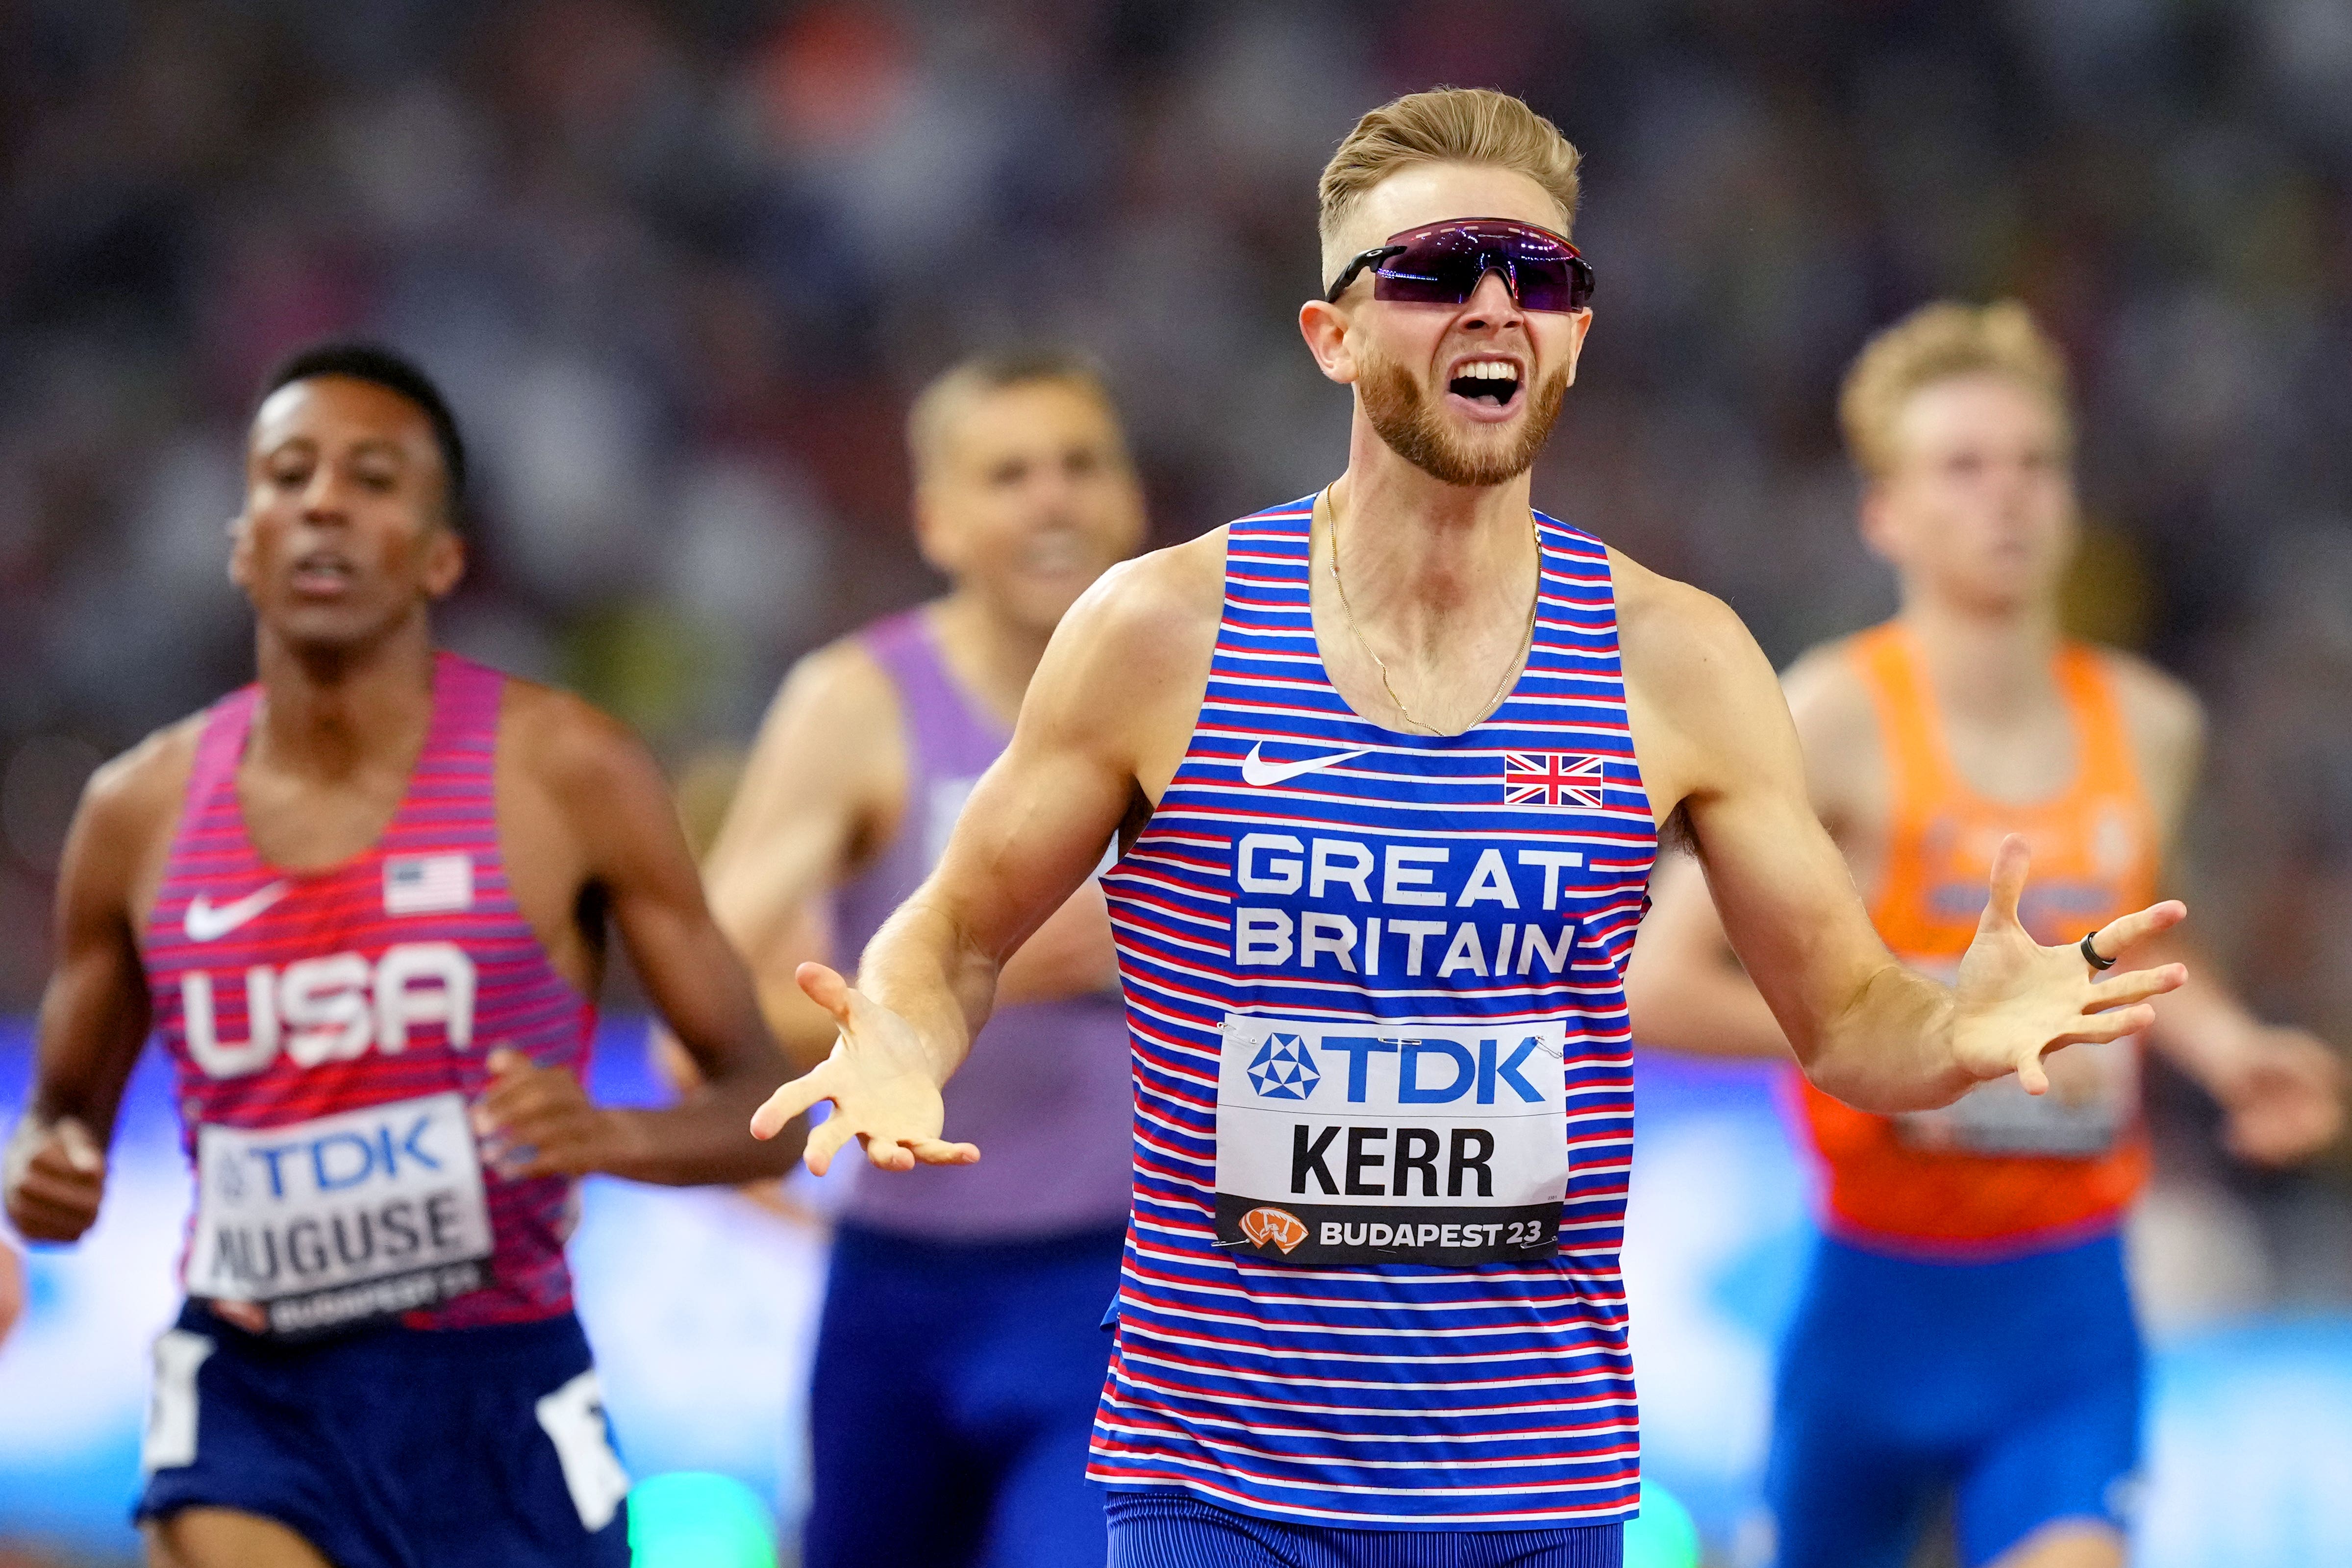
left=1856, top=482, right=1900, bottom=564
left=422, top=525, right=466, bottom=600
left=910, top=482, right=959, bottom=577
left=1298, top=299, right=1360, bottom=386
left=1558, top=308, right=1593, bottom=387
left=226, top=512, right=255, bottom=594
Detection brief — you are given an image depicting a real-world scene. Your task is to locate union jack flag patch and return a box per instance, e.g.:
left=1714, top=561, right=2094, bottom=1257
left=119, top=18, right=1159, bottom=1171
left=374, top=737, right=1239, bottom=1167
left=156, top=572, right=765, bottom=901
left=1501, top=752, right=1609, bottom=809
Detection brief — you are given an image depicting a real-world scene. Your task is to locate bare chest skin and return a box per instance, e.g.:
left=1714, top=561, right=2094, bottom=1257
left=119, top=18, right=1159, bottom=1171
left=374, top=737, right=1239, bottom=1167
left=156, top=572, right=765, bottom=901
left=1304, top=507, right=1541, bottom=742
left=1305, top=570, right=1536, bottom=742
left=239, top=724, right=425, bottom=874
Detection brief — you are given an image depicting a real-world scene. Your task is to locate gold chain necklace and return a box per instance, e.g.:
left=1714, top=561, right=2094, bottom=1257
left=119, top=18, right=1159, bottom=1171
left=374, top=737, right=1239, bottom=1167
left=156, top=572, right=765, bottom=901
left=1320, top=486, right=1541, bottom=736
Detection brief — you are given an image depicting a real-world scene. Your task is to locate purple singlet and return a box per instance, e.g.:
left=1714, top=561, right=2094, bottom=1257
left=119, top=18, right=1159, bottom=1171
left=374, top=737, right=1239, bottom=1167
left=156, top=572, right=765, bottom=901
left=829, top=609, right=1134, bottom=1240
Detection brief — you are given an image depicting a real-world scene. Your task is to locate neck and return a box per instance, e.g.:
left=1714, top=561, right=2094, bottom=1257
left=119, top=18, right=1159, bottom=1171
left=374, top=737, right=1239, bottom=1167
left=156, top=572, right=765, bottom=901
left=1327, top=416, right=1538, bottom=638
left=250, top=613, right=438, bottom=780
left=1895, top=587, right=2063, bottom=722
left=926, top=590, right=1055, bottom=724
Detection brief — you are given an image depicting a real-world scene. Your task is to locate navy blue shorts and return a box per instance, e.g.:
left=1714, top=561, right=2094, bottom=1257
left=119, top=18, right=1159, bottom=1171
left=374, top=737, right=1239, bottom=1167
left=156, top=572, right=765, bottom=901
left=1767, top=1230, right=2143, bottom=1568
left=804, top=1222, right=1126, bottom=1568
left=136, top=1301, right=629, bottom=1568
left=1104, top=1490, right=1624, bottom=1567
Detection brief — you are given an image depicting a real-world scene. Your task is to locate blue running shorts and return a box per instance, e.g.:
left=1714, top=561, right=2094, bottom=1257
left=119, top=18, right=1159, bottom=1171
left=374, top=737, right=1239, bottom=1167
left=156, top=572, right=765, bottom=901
left=136, top=1301, right=629, bottom=1568
left=1104, top=1490, right=1624, bottom=1567
left=1767, top=1229, right=2143, bottom=1568
left=804, top=1222, right=1127, bottom=1568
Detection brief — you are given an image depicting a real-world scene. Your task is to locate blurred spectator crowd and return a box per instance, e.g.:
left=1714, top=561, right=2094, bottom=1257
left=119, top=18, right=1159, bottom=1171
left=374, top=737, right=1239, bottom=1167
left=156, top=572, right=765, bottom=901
left=1, top=0, right=2349, bottom=1289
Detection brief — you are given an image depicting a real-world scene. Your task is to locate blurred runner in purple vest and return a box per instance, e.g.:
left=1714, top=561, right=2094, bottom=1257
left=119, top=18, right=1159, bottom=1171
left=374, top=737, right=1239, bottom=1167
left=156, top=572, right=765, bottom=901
left=701, top=348, right=1146, bottom=1568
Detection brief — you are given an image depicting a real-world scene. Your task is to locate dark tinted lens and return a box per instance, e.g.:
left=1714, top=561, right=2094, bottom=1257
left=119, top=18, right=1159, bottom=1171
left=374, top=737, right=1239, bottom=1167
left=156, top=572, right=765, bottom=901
left=1373, top=229, right=1487, bottom=303
left=1372, top=225, right=1591, bottom=311
left=1506, top=251, right=1583, bottom=312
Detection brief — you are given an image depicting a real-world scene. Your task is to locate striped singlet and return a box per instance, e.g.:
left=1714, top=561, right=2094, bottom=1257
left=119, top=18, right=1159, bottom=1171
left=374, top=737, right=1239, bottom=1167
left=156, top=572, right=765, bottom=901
left=1797, top=622, right=2161, bottom=1257
left=144, top=654, right=596, bottom=1335
left=1090, top=498, right=1656, bottom=1529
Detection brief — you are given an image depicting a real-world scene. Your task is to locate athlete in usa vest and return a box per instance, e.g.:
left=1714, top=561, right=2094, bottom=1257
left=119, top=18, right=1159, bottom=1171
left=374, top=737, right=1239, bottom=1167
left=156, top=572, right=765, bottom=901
left=145, top=654, right=595, bottom=1334
left=748, top=93, right=2195, bottom=1563
left=4, top=345, right=803, bottom=1568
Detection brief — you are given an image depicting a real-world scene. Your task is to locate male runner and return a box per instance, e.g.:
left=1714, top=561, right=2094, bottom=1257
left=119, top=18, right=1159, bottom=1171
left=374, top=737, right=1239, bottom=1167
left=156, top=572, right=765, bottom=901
left=1625, top=302, right=2343, bottom=1568
left=1, top=344, right=804, bottom=1568
left=697, top=348, right=1144, bottom=1567
left=748, top=90, right=2188, bottom=1565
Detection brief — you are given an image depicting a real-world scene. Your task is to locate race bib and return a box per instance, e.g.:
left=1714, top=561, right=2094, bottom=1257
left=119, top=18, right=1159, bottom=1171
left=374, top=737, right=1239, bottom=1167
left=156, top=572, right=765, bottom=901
left=184, top=1092, right=494, bottom=1337
left=1896, top=1036, right=2139, bottom=1158
left=1213, top=1013, right=1568, bottom=1266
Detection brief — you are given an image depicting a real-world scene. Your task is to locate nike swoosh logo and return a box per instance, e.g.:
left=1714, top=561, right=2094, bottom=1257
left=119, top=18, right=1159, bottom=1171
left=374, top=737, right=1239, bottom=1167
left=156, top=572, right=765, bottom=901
left=1239, top=742, right=1373, bottom=788
left=184, top=881, right=292, bottom=942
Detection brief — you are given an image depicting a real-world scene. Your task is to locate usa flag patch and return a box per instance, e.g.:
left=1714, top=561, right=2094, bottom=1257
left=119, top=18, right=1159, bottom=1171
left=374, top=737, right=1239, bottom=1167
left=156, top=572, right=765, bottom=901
left=384, top=853, right=474, bottom=916
left=1501, top=752, right=1609, bottom=809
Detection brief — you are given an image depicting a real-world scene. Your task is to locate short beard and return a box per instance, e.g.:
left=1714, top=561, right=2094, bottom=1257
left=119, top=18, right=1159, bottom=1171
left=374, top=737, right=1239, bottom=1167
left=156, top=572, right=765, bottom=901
left=1357, top=351, right=1570, bottom=487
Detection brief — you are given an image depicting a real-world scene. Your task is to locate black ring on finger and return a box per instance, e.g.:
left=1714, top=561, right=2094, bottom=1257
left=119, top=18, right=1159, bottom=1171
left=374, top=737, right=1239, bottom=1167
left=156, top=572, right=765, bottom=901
left=2080, top=932, right=2116, bottom=971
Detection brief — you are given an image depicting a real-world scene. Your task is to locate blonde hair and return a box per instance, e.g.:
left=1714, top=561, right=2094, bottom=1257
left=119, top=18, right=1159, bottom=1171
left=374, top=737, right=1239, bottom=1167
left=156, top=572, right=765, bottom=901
left=1318, top=88, right=1582, bottom=270
left=1839, top=300, right=2072, bottom=479
left=906, top=346, right=1121, bottom=484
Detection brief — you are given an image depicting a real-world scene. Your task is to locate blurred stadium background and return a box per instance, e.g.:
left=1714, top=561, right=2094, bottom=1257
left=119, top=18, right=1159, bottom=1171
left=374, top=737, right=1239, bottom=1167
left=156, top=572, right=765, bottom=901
left=2, top=2, right=2349, bottom=1564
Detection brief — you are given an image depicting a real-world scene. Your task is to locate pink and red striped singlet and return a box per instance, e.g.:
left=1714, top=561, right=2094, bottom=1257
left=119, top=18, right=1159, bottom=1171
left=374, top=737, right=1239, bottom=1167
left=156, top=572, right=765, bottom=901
left=142, top=654, right=595, bottom=1337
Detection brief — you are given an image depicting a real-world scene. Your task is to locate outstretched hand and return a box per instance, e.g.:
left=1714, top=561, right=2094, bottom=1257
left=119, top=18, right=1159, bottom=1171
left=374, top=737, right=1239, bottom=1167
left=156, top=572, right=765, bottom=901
left=1950, top=836, right=2188, bottom=1095
left=748, top=963, right=979, bottom=1175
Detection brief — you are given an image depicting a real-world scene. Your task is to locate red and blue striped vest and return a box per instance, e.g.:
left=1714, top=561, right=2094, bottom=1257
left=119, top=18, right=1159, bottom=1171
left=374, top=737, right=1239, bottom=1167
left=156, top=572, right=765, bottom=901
left=1090, top=498, right=1656, bottom=1528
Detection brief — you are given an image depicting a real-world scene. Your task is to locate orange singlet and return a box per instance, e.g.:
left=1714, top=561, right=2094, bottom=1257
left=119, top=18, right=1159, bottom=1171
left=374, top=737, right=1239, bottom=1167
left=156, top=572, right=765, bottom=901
left=1798, top=621, right=2161, bottom=1258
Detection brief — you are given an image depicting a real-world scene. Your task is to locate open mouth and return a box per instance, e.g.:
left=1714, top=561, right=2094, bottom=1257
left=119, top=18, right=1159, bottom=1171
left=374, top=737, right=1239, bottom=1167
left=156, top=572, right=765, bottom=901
left=289, top=550, right=356, bottom=597
left=1019, top=533, right=1091, bottom=576
left=1447, top=359, right=1522, bottom=410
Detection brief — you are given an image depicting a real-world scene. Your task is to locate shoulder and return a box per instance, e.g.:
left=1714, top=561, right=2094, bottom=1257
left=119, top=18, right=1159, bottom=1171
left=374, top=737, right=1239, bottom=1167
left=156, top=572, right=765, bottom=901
left=1779, top=635, right=1878, bottom=752
left=1608, top=548, right=1768, bottom=697
left=728, top=628, right=907, bottom=821
left=1081, top=528, right=1228, bottom=626
left=1778, top=635, right=1883, bottom=827
left=2093, top=646, right=2203, bottom=758
left=66, top=713, right=204, bottom=917
left=769, top=630, right=902, bottom=734
left=81, top=715, right=203, bottom=843
left=1049, top=528, right=1228, bottom=685
left=496, top=676, right=666, bottom=806
left=2088, top=645, right=2204, bottom=808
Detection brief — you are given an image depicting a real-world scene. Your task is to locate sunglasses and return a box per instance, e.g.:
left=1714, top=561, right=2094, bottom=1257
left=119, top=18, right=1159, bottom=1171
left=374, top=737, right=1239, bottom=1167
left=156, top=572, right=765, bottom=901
left=1323, top=218, right=1596, bottom=312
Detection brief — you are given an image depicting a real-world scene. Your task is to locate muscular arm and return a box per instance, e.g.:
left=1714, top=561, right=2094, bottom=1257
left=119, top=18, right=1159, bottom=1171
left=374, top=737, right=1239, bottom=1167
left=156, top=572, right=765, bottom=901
left=492, top=691, right=803, bottom=1185
left=1626, top=852, right=1790, bottom=1060
left=1627, top=647, right=1879, bottom=1063
left=1617, top=563, right=2182, bottom=1111
left=699, top=633, right=1118, bottom=1079
left=850, top=559, right=1198, bottom=1084
left=3, top=730, right=190, bottom=1242
left=701, top=643, right=902, bottom=1066
left=752, top=538, right=1223, bottom=1168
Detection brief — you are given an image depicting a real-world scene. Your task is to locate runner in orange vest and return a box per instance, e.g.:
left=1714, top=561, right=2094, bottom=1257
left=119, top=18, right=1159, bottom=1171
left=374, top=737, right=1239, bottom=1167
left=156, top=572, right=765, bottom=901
left=1628, top=300, right=2343, bottom=1568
